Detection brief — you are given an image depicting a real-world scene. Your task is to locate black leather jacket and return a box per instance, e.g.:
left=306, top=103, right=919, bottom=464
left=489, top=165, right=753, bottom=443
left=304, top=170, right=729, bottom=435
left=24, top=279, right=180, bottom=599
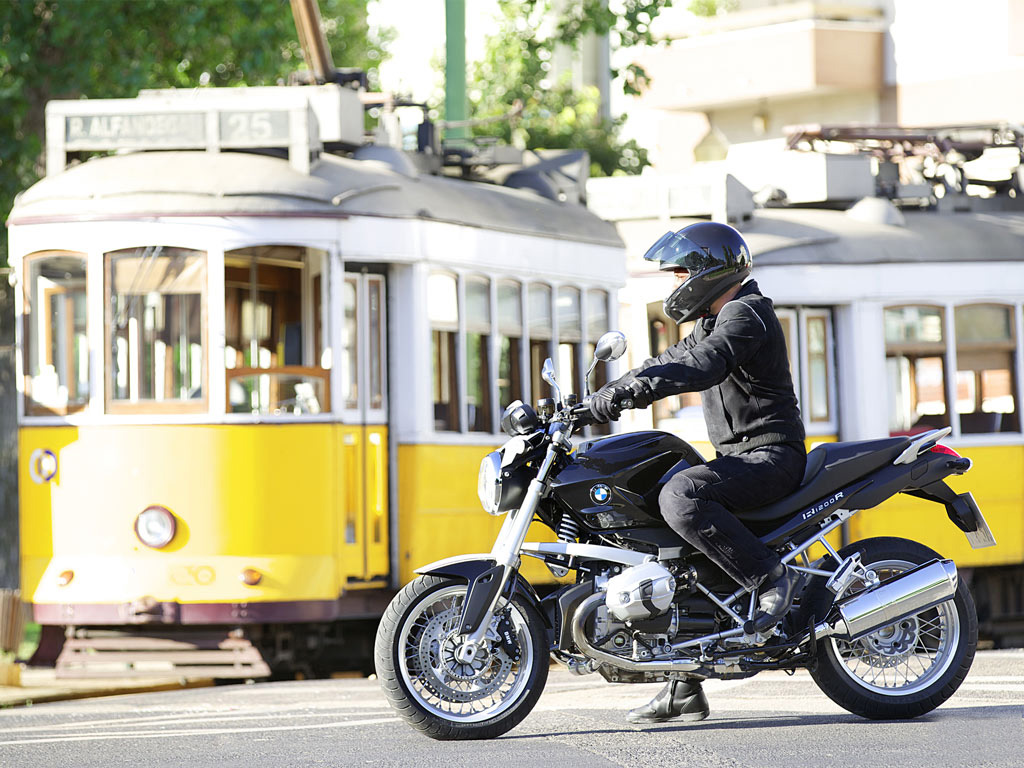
left=619, top=280, right=805, bottom=456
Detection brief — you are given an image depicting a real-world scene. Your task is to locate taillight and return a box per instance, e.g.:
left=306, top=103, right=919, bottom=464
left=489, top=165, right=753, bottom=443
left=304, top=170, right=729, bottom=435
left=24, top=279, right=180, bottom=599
left=930, top=444, right=961, bottom=458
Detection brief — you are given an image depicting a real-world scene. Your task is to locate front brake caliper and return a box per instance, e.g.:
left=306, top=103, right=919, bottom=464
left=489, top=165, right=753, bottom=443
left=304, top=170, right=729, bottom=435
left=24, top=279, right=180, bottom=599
left=494, top=611, right=521, bottom=662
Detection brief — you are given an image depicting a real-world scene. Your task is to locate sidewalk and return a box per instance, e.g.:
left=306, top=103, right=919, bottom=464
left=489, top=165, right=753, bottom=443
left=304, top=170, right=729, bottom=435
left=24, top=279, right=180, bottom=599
left=0, top=665, right=213, bottom=707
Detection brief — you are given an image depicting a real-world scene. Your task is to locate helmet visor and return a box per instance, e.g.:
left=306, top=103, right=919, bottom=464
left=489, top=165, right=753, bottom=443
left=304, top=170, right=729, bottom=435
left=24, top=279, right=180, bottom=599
left=643, top=231, right=717, bottom=273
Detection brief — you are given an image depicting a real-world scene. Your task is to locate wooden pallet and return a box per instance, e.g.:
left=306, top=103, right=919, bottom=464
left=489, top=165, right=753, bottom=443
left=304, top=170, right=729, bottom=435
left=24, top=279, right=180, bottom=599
left=55, top=629, right=271, bottom=679
left=0, top=590, right=27, bottom=654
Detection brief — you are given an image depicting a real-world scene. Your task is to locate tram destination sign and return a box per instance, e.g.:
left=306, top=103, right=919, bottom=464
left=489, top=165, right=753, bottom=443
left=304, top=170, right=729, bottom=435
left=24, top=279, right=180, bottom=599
left=64, top=109, right=293, bottom=150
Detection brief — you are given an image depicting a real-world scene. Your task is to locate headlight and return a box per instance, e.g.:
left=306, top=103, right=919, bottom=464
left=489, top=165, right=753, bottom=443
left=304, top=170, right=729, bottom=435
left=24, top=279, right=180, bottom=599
left=135, top=505, right=177, bottom=549
left=477, top=451, right=503, bottom=515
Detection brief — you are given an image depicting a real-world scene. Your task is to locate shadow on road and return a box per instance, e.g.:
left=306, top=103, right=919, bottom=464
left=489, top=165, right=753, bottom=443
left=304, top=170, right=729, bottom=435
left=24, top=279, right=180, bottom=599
left=505, top=703, right=1024, bottom=739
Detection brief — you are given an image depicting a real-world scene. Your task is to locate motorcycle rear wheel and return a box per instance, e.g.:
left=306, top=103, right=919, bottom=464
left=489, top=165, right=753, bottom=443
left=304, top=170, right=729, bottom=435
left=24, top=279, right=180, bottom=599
left=808, top=537, right=977, bottom=719
left=374, top=575, right=548, bottom=740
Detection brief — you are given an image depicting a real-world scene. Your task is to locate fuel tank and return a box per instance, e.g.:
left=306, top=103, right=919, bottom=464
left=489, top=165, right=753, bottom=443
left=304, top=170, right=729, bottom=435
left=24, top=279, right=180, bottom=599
left=549, top=431, right=706, bottom=531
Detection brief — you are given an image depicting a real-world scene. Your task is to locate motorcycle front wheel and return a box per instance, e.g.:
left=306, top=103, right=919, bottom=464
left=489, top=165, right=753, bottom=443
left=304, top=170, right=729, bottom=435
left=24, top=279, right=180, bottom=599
left=808, top=537, right=977, bottom=719
left=374, top=575, right=549, bottom=740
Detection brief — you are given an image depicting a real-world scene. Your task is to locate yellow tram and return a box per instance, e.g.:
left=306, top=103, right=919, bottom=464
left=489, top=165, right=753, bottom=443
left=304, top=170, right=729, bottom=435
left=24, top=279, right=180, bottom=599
left=596, top=125, right=1024, bottom=646
left=9, top=84, right=624, bottom=675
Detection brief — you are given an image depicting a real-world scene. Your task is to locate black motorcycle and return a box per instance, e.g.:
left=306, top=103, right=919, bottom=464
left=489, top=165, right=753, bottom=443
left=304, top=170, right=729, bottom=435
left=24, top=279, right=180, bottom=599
left=374, top=332, right=996, bottom=740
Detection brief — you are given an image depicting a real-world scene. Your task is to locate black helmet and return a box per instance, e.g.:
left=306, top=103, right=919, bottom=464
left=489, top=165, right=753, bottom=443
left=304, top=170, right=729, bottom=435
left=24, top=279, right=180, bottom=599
left=643, top=221, right=752, bottom=324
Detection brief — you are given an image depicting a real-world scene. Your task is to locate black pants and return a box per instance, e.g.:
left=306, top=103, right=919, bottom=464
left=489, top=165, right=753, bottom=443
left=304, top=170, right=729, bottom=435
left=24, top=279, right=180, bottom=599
left=659, top=443, right=806, bottom=590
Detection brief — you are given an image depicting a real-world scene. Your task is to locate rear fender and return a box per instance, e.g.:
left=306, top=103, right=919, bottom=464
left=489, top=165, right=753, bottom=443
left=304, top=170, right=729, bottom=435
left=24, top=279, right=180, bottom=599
left=415, top=556, right=552, bottom=637
left=904, top=482, right=997, bottom=549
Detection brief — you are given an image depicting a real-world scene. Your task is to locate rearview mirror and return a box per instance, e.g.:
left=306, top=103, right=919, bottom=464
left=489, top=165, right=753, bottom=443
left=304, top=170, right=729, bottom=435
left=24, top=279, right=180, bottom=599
left=541, top=357, right=562, bottom=404
left=594, top=331, right=627, bottom=362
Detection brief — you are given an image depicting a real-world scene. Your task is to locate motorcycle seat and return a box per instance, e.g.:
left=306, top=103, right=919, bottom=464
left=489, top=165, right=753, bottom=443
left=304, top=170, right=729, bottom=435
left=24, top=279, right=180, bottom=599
left=735, top=436, right=912, bottom=523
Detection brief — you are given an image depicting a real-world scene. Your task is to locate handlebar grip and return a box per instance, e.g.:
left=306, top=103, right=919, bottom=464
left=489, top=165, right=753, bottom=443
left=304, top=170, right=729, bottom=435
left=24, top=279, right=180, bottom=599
left=569, top=401, right=596, bottom=426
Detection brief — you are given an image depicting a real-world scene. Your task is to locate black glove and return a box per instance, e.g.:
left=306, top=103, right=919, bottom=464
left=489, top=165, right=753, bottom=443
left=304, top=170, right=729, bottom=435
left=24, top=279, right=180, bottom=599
left=588, top=380, right=653, bottom=423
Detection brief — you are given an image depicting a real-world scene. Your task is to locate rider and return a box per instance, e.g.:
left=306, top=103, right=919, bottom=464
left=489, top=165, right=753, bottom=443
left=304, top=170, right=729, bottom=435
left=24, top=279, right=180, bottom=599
left=588, top=221, right=807, bottom=724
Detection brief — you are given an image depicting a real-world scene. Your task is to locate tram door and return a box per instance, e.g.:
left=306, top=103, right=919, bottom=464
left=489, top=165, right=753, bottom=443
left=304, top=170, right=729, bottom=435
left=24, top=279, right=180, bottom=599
left=338, top=271, right=389, bottom=585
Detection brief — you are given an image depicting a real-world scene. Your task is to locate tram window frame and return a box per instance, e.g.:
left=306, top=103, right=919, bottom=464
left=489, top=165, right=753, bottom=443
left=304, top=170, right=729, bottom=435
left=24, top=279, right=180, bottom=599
left=800, top=309, right=836, bottom=427
left=427, top=272, right=614, bottom=437
left=465, top=275, right=493, bottom=433
left=22, top=250, right=90, bottom=416
left=749, top=305, right=839, bottom=436
left=496, top=279, right=524, bottom=414
left=884, top=304, right=951, bottom=436
left=104, top=246, right=208, bottom=415
left=528, top=283, right=554, bottom=406
left=557, top=285, right=583, bottom=397
left=429, top=270, right=461, bottom=432
left=586, top=288, right=612, bottom=436
left=953, top=303, right=1018, bottom=434
left=223, top=245, right=330, bottom=417
left=645, top=302, right=702, bottom=432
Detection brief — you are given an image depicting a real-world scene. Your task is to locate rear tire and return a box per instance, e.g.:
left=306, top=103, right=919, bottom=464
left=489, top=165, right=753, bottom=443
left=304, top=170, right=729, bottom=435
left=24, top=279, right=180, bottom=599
left=374, top=575, right=548, bottom=740
left=808, top=537, right=977, bottom=719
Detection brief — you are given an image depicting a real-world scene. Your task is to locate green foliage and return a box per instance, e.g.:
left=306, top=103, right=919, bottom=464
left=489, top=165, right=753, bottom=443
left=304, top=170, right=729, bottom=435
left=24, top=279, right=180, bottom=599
left=688, top=0, right=737, bottom=17
left=467, top=0, right=670, bottom=177
left=0, top=0, right=391, bottom=265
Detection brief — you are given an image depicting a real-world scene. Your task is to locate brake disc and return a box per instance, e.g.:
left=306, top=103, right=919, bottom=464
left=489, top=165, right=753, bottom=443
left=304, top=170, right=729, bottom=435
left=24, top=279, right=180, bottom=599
left=413, top=605, right=515, bottom=703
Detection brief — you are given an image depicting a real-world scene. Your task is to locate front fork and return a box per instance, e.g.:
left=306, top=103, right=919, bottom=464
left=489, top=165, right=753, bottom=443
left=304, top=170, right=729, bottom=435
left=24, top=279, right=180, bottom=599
left=454, top=427, right=568, bottom=665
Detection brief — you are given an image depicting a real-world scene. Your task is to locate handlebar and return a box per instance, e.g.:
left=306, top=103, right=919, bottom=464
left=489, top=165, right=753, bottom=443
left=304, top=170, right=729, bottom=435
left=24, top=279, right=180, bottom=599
left=567, top=400, right=597, bottom=427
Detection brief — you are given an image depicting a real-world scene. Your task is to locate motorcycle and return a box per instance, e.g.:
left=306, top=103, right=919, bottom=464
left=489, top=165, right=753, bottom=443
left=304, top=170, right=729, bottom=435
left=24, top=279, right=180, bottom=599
left=374, top=331, right=997, bottom=740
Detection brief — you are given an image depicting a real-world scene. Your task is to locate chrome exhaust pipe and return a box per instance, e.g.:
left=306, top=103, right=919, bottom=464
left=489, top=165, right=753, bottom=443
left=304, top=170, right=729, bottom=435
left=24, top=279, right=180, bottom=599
left=815, top=559, right=958, bottom=641
left=569, top=592, right=744, bottom=675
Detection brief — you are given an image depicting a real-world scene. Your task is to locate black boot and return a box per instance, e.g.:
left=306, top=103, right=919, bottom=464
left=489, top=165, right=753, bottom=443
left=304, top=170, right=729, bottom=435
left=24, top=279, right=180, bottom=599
left=627, top=679, right=709, bottom=724
left=753, top=563, right=800, bottom=632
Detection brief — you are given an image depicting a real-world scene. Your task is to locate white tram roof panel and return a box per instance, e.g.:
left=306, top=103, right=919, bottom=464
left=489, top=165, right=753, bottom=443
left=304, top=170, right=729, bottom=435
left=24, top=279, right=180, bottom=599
left=10, top=149, right=622, bottom=248
left=744, top=204, right=1024, bottom=266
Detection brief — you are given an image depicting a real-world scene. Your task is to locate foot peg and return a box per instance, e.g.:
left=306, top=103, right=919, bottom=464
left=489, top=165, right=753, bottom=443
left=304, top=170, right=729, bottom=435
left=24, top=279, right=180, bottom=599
left=753, top=564, right=801, bottom=633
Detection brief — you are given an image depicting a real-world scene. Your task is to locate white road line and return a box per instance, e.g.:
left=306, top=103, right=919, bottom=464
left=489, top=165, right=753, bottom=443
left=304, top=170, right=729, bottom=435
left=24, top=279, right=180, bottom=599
left=0, top=709, right=398, bottom=734
left=0, top=716, right=400, bottom=747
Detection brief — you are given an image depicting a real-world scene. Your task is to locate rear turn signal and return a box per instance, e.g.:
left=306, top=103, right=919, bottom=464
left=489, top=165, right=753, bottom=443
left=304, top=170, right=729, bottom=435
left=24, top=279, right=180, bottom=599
left=240, top=568, right=263, bottom=586
left=57, top=570, right=74, bottom=587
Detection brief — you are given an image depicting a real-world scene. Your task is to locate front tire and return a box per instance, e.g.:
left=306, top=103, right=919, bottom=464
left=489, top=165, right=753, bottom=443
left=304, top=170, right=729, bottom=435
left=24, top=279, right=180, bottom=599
left=374, top=575, right=549, bottom=740
left=808, top=537, right=977, bottom=719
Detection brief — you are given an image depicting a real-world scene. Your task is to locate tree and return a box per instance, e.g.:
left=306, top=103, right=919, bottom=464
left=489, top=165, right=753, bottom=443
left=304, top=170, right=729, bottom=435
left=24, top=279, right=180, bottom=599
left=466, top=0, right=672, bottom=177
left=0, top=0, right=392, bottom=265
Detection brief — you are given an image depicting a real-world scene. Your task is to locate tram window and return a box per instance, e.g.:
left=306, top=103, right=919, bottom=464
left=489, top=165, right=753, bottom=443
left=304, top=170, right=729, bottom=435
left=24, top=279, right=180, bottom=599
left=806, top=314, right=831, bottom=423
left=646, top=302, right=700, bottom=429
left=367, top=276, right=385, bottom=411
left=106, top=246, right=206, bottom=412
left=776, top=311, right=797, bottom=382
left=429, top=271, right=459, bottom=431
left=954, top=304, right=1018, bottom=433
left=466, top=276, right=492, bottom=432
left=223, top=246, right=329, bottom=415
left=23, top=252, right=88, bottom=415
left=585, top=289, right=611, bottom=434
left=341, top=278, right=359, bottom=409
left=497, top=280, right=523, bottom=409
left=529, top=283, right=553, bottom=403
left=885, top=306, right=949, bottom=435
left=558, top=286, right=582, bottom=395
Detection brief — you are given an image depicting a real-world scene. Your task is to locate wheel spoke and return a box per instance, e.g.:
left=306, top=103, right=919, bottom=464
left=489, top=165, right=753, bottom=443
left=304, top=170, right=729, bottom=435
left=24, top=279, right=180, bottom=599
left=829, top=559, right=961, bottom=695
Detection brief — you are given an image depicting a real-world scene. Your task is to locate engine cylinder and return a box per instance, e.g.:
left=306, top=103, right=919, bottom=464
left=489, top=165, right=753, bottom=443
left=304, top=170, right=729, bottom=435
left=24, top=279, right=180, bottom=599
left=604, top=562, right=676, bottom=622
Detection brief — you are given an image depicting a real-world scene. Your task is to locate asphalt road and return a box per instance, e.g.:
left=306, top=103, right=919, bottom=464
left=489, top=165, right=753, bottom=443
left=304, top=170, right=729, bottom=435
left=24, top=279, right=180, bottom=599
left=0, top=650, right=1021, bottom=768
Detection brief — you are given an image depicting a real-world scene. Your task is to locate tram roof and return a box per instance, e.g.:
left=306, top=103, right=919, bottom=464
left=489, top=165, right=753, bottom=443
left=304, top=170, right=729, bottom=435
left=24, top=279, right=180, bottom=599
left=9, top=149, right=622, bottom=248
left=743, top=205, right=1024, bottom=266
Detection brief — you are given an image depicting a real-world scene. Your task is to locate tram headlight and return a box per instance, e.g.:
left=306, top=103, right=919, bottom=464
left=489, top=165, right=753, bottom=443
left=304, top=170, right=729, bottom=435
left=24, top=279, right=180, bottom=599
left=478, top=451, right=503, bottom=515
left=134, top=505, right=177, bottom=549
